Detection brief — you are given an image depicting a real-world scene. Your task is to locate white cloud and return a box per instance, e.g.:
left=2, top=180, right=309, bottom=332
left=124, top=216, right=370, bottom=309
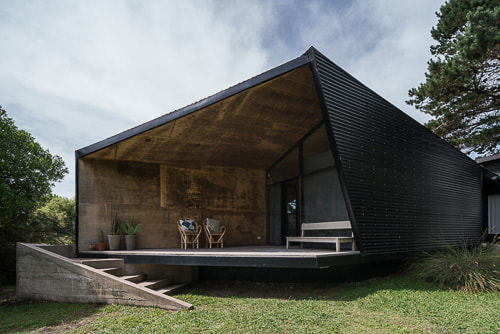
left=0, top=0, right=444, bottom=197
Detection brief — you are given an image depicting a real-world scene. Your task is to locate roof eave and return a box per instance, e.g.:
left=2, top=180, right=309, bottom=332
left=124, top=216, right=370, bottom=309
left=76, top=54, right=312, bottom=159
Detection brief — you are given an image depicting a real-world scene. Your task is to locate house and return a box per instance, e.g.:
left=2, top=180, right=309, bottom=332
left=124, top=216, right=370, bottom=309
left=75, top=47, right=486, bottom=270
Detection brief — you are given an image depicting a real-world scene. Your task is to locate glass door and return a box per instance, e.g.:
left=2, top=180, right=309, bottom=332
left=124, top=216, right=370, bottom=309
left=282, top=182, right=300, bottom=245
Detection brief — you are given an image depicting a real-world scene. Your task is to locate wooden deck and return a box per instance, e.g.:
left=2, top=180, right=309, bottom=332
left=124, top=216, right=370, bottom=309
left=79, top=246, right=362, bottom=269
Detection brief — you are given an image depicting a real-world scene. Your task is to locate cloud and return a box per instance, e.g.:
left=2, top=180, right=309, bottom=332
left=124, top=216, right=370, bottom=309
left=0, top=0, right=444, bottom=197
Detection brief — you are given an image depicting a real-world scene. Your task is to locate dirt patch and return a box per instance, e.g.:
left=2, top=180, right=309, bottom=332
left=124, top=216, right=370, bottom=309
left=36, top=312, right=102, bottom=334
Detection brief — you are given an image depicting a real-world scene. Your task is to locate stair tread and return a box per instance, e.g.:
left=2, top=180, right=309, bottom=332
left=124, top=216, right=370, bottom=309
left=137, top=278, right=172, bottom=290
left=77, top=259, right=124, bottom=269
left=121, top=274, right=144, bottom=279
left=120, top=274, right=146, bottom=283
left=156, top=283, right=187, bottom=295
left=77, top=258, right=123, bottom=262
left=138, top=278, right=170, bottom=286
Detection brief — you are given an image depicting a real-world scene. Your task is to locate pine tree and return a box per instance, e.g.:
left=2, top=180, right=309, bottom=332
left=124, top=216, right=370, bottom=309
left=407, top=0, right=499, bottom=156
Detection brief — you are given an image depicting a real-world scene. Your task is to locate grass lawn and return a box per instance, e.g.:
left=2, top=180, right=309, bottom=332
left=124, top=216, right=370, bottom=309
left=1, top=276, right=499, bottom=333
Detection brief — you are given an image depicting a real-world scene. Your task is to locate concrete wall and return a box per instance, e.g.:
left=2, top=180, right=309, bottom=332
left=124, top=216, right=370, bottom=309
left=16, top=243, right=192, bottom=310
left=78, top=159, right=266, bottom=251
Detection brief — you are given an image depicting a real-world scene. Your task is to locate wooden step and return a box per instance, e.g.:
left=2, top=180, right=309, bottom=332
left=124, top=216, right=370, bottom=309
left=156, top=283, right=188, bottom=295
left=137, top=278, right=172, bottom=290
left=120, top=274, right=146, bottom=283
left=101, top=267, right=122, bottom=276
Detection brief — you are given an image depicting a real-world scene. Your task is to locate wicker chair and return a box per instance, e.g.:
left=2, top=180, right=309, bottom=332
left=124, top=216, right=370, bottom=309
left=178, top=219, right=202, bottom=249
left=203, top=218, right=226, bottom=248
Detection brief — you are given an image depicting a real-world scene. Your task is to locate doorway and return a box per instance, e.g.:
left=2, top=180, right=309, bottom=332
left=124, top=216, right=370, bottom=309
left=268, top=180, right=301, bottom=246
left=282, top=182, right=300, bottom=245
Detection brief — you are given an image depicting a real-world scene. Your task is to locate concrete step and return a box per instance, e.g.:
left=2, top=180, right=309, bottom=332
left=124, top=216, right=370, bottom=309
left=101, top=267, right=122, bottom=276
left=78, top=258, right=124, bottom=269
left=120, top=274, right=146, bottom=283
left=137, top=278, right=172, bottom=290
left=156, top=283, right=188, bottom=296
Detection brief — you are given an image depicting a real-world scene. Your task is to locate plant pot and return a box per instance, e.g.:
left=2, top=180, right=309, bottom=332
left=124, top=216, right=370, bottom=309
left=88, top=244, right=96, bottom=251
left=124, top=234, right=136, bottom=250
left=108, top=235, right=121, bottom=250
left=97, top=242, right=106, bottom=251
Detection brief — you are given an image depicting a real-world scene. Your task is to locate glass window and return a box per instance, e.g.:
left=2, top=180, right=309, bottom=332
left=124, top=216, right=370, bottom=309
left=268, top=147, right=299, bottom=184
left=304, top=168, right=348, bottom=223
left=303, top=126, right=334, bottom=174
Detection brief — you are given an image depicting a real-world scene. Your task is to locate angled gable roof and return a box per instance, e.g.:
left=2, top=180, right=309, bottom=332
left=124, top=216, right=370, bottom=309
left=77, top=51, right=325, bottom=170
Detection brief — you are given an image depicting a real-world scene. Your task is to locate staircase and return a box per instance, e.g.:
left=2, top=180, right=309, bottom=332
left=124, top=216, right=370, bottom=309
left=16, top=243, right=193, bottom=310
left=76, top=258, right=187, bottom=296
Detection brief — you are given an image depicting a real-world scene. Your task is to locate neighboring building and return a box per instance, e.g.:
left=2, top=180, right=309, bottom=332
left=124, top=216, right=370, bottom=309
left=477, top=154, right=500, bottom=235
left=76, top=47, right=488, bottom=268
left=477, top=153, right=500, bottom=176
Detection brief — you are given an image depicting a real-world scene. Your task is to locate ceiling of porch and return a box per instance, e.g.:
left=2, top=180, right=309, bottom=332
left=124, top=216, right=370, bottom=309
left=83, top=64, right=323, bottom=170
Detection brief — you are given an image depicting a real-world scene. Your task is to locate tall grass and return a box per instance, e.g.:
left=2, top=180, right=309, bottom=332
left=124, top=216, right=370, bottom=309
left=407, top=236, right=499, bottom=293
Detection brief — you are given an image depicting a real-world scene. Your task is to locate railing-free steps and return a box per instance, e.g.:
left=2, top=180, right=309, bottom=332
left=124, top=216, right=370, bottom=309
left=77, top=258, right=124, bottom=269
left=156, top=283, right=187, bottom=295
left=138, top=278, right=172, bottom=290
left=77, top=256, right=187, bottom=297
left=121, top=274, right=146, bottom=283
left=101, top=267, right=122, bottom=276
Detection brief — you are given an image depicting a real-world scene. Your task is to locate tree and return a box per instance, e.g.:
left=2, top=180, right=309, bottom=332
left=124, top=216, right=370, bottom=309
left=407, top=0, right=499, bottom=156
left=0, top=105, right=68, bottom=284
left=24, top=196, right=75, bottom=245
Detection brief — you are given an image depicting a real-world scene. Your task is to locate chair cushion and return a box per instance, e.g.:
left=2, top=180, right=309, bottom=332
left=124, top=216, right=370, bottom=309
left=206, top=218, right=221, bottom=232
left=180, top=219, right=196, bottom=231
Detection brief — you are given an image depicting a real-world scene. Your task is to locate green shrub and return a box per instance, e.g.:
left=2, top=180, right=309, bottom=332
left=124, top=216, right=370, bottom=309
left=406, top=236, right=499, bottom=293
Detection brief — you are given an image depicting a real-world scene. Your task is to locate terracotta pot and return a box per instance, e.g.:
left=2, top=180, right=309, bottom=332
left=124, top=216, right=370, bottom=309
left=88, top=244, right=96, bottom=251
left=97, top=242, right=106, bottom=251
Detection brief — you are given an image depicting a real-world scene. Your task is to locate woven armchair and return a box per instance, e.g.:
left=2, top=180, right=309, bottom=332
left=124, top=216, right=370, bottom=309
left=178, top=218, right=202, bottom=249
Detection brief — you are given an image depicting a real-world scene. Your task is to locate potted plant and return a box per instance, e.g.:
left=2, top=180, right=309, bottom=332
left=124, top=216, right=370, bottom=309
left=97, top=231, right=106, bottom=251
left=120, top=219, right=142, bottom=250
left=108, top=213, right=121, bottom=251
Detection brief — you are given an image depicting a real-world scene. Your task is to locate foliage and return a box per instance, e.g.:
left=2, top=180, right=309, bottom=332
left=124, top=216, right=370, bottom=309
left=406, top=237, right=500, bottom=293
left=0, top=106, right=68, bottom=227
left=1, top=277, right=499, bottom=333
left=110, top=212, right=120, bottom=235
left=0, top=106, right=68, bottom=284
left=120, top=219, right=142, bottom=235
left=407, top=0, right=500, bottom=156
left=23, top=196, right=75, bottom=245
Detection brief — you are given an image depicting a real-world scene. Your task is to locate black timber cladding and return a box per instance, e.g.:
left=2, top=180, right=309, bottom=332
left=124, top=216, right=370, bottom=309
left=308, top=48, right=483, bottom=254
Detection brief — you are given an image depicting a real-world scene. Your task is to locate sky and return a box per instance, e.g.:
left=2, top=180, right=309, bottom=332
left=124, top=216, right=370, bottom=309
left=0, top=0, right=444, bottom=198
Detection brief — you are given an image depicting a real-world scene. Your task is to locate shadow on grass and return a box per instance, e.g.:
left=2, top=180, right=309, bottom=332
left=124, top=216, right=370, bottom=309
left=0, top=297, right=104, bottom=333
left=175, top=274, right=442, bottom=302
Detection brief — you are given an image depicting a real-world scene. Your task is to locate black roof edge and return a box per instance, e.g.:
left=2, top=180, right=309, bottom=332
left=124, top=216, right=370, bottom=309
left=76, top=54, right=312, bottom=159
left=307, top=46, right=483, bottom=168
left=476, top=153, right=500, bottom=164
